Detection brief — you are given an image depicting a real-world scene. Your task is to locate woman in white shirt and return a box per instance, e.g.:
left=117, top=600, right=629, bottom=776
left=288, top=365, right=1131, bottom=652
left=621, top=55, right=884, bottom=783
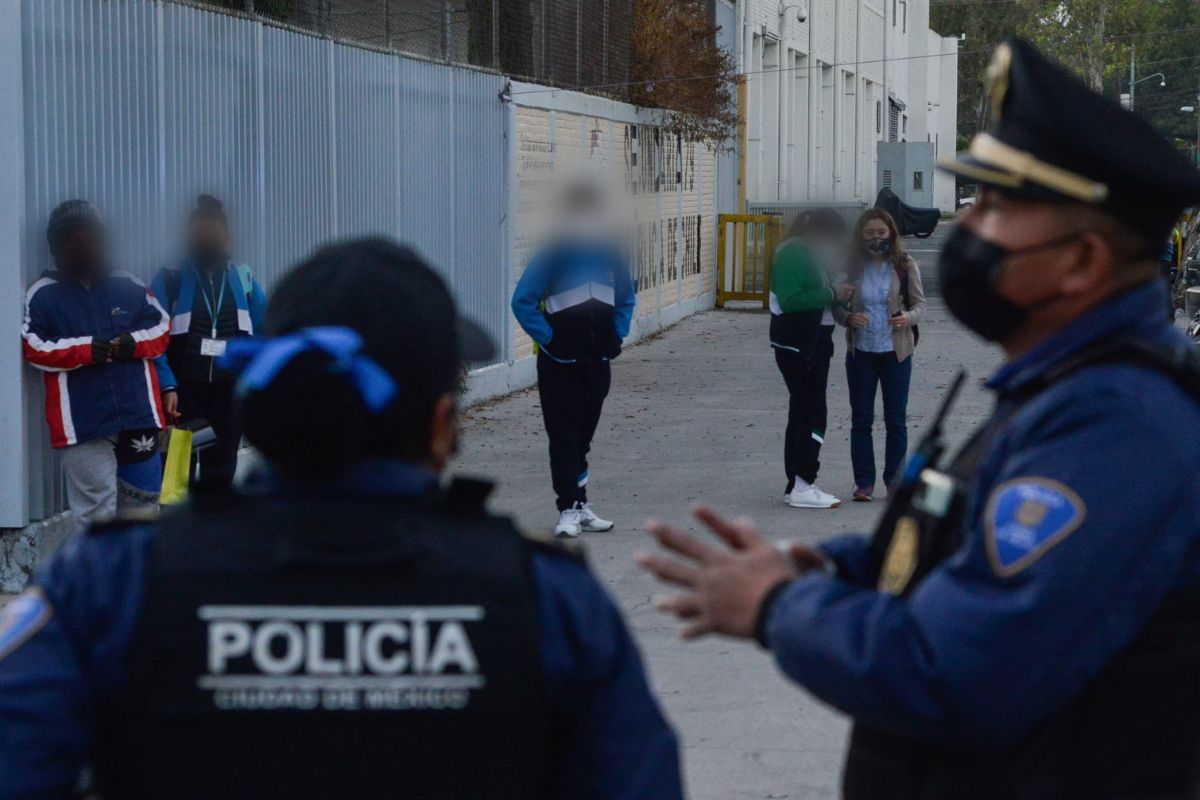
left=833, top=208, right=927, bottom=501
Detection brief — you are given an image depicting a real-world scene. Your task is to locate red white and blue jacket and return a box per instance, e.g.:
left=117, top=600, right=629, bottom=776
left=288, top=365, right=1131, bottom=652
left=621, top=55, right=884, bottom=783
left=22, top=270, right=170, bottom=448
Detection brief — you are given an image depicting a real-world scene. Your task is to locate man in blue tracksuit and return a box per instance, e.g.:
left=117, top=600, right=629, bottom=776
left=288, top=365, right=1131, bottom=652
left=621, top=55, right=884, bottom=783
left=21, top=200, right=170, bottom=526
left=512, top=183, right=636, bottom=538
left=640, top=40, right=1200, bottom=798
left=152, top=195, right=267, bottom=488
left=0, top=238, right=681, bottom=800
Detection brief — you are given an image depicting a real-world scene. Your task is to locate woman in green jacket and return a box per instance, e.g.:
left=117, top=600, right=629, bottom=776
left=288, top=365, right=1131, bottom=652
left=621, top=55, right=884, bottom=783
left=769, top=210, right=853, bottom=508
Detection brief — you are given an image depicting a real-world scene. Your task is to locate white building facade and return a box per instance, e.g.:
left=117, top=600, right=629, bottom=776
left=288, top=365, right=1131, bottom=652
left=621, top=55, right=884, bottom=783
left=727, top=0, right=959, bottom=211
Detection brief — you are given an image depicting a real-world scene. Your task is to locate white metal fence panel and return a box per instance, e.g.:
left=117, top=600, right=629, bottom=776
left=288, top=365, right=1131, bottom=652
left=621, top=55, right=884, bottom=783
left=13, top=0, right=508, bottom=524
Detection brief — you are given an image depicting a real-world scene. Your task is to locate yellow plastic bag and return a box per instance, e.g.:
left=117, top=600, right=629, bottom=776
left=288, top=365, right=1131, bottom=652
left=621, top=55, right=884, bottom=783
left=160, top=427, right=193, bottom=505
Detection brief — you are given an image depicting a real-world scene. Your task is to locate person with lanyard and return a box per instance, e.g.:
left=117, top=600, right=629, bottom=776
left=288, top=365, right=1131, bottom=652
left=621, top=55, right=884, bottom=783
left=835, top=207, right=926, bottom=502
left=769, top=209, right=854, bottom=509
left=0, top=238, right=683, bottom=800
left=152, top=194, right=267, bottom=488
left=639, top=39, right=1200, bottom=798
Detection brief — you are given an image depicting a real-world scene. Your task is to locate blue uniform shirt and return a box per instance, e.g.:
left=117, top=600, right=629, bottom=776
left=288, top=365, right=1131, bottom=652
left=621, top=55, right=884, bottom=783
left=767, top=281, right=1200, bottom=748
left=0, top=462, right=683, bottom=799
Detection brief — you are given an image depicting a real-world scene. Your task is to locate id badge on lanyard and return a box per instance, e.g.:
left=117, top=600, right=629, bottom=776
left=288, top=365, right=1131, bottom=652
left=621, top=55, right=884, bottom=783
left=200, top=275, right=227, bottom=357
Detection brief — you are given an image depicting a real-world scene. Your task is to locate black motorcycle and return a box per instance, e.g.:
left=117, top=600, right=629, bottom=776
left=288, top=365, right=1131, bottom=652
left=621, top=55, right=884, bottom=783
left=874, top=188, right=940, bottom=239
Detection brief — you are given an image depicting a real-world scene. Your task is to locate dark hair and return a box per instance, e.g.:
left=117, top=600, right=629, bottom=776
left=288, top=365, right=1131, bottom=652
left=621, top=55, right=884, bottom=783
left=807, top=207, right=849, bottom=238
left=189, top=193, right=228, bottom=229
left=789, top=207, right=849, bottom=240
left=239, top=239, right=460, bottom=475
left=848, top=207, right=907, bottom=278
left=787, top=209, right=814, bottom=238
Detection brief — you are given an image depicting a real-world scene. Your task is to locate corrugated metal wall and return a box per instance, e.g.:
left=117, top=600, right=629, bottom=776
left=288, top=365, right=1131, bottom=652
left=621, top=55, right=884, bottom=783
left=17, top=0, right=508, bottom=523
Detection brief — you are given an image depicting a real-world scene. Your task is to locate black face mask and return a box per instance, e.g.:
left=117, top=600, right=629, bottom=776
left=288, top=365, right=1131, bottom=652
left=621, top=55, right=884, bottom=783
left=938, top=226, right=1080, bottom=342
left=866, top=237, right=891, bottom=257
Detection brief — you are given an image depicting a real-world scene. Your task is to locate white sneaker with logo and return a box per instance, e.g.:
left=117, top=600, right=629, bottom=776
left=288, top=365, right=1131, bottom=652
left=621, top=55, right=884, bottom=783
left=554, top=507, right=583, bottom=538
left=579, top=503, right=615, bottom=532
left=786, top=485, right=842, bottom=509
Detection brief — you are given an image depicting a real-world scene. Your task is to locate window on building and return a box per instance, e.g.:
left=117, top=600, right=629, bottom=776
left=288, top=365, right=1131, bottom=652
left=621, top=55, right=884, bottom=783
left=902, top=114, right=908, bottom=137
left=876, top=101, right=882, bottom=134
left=883, top=170, right=893, bottom=188
left=888, top=101, right=900, bottom=142
left=913, top=171, right=923, bottom=191
left=892, top=0, right=897, bottom=25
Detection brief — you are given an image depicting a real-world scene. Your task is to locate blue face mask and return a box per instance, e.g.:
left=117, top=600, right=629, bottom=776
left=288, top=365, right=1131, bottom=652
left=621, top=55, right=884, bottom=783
left=866, top=237, right=891, bottom=257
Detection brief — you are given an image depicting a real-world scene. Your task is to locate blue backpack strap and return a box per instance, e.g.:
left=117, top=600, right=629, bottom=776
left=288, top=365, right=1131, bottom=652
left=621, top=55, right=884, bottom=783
left=228, top=263, right=255, bottom=334
left=172, top=264, right=197, bottom=336
left=233, top=263, right=253, bottom=298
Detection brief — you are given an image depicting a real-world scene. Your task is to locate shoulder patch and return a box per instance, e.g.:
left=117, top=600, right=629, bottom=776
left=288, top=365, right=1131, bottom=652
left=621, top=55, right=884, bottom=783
left=0, top=588, right=53, bottom=661
left=985, top=478, right=1086, bottom=577
left=520, top=529, right=586, bottom=561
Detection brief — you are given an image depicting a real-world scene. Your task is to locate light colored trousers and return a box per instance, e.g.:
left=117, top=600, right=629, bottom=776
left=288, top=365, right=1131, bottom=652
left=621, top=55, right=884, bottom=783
left=60, top=436, right=159, bottom=529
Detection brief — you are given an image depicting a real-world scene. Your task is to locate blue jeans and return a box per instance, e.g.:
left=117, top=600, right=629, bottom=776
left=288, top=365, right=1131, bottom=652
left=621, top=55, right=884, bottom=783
left=846, top=350, right=912, bottom=489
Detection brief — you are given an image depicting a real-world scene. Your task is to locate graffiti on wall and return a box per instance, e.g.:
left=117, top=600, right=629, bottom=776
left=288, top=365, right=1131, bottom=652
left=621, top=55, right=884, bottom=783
left=624, top=124, right=696, bottom=195
left=633, top=214, right=703, bottom=291
left=623, top=124, right=702, bottom=291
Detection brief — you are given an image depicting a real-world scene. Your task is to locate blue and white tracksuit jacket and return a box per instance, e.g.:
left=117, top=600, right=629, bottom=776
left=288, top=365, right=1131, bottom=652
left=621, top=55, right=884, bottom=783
left=511, top=240, right=636, bottom=364
left=21, top=270, right=170, bottom=448
left=150, top=259, right=267, bottom=390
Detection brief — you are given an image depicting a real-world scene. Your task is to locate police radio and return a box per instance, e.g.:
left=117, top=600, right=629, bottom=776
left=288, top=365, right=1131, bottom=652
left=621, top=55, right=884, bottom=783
left=867, top=370, right=967, bottom=595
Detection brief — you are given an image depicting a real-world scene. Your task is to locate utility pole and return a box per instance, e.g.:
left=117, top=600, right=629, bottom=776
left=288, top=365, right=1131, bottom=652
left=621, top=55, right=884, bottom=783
left=1129, top=40, right=1136, bottom=111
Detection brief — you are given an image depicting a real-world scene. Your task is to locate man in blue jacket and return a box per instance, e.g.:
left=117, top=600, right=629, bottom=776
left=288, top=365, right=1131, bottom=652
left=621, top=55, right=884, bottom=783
left=0, top=238, right=682, bottom=800
left=640, top=40, right=1200, bottom=798
left=22, top=200, right=170, bottom=526
left=152, top=195, right=267, bottom=488
left=512, top=182, right=636, bottom=537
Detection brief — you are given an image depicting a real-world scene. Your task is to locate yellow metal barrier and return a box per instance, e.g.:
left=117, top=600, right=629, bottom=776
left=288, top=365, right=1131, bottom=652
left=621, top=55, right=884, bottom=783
left=716, top=214, right=780, bottom=309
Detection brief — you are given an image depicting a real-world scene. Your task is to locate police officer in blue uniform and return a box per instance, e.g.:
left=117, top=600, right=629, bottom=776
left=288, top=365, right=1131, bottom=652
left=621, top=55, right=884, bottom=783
left=0, top=238, right=683, bottom=800
left=639, top=39, right=1200, bottom=798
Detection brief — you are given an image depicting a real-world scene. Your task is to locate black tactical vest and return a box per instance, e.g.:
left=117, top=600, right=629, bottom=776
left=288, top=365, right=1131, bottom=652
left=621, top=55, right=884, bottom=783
left=92, top=486, right=555, bottom=800
left=844, top=340, right=1200, bottom=799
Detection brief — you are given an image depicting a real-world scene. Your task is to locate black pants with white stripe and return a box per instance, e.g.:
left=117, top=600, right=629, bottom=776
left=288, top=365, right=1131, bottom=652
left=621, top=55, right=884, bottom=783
left=536, top=353, right=612, bottom=511
left=774, top=325, right=834, bottom=493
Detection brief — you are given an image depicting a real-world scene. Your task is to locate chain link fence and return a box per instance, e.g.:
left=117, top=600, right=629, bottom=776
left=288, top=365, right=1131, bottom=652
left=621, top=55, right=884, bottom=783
left=196, top=0, right=634, bottom=99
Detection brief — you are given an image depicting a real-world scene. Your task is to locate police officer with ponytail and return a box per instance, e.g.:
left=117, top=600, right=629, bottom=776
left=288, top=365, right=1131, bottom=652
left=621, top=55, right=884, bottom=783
left=640, top=40, right=1200, bottom=798
left=0, top=238, right=683, bottom=799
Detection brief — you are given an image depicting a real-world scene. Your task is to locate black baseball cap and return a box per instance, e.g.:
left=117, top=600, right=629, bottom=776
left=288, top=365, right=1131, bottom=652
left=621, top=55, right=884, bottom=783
left=940, top=38, right=1200, bottom=244
left=265, top=237, right=495, bottom=400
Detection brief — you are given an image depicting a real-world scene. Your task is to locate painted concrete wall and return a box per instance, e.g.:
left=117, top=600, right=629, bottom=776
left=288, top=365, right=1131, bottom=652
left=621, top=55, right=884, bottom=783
left=465, top=84, right=718, bottom=403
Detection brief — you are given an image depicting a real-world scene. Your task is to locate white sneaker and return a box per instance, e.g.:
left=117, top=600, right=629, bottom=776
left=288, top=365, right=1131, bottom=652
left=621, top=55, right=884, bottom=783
left=786, top=486, right=842, bottom=509
left=555, top=507, right=583, bottom=538
left=578, top=503, right=615, bottom=532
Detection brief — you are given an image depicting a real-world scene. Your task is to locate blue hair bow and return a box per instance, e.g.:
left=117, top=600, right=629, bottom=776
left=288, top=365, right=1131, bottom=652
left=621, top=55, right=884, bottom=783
left=219, top=326, right=398, bottom=413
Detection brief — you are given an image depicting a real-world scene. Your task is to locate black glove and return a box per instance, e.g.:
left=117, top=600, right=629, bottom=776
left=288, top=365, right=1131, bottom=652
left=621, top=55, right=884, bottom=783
left=90, top=336, right=112, bottom=364
left=110, top=332, right=136, bottom=361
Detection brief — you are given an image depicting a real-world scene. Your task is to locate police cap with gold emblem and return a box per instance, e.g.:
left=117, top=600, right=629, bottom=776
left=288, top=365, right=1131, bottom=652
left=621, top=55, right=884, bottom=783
left=941, top=37, right=1200, bottom=244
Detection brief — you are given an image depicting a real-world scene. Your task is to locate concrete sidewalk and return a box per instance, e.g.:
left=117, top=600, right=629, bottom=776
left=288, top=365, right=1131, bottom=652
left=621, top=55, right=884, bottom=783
left=456, top=289, right=999, bottom=797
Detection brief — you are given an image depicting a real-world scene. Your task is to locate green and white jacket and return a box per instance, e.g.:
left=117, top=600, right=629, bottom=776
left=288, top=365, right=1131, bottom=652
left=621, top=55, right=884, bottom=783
left=769, top=237, right=836, bottom=353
